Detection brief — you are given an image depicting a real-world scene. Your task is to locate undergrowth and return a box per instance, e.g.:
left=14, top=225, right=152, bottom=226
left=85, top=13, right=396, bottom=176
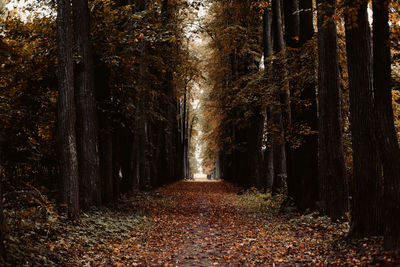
left=1, top=189, right=153, bottom=266
left=229, top=187, right=284, bottom=214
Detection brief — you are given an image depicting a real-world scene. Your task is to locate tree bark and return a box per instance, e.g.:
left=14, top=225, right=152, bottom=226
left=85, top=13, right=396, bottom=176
left=263, top=5, right=273, bottom=66
left=182, top=86, right=188, bottom=179
left=112, top=128, right=121, bottom=201
left=282, top=0, right=300, bottom=204
left=72, top=0, right=101, bottom=208
left=271, top=103, right=287, bottom=193
left=56, top=0, right=79, bottom=220
left=0, top=136, right=6, bottom=256
left=316, top=0, right=348, bottom=220
left=372, top=0, right=400, bottom=249
left=283, top=0, right=300, bottom=48
left=263, top=7, right=274, bottom=190
left=272, top=0, right=285, bottom=53
left=248, top=111, right=265, bottom=188
left=99, top=117, right=113, bottom=203
left=95, top=65, right=113, bottom=204
left=292, top=0, right=318, bottom=211
left=166, top=75, right=177, bottom=183
left=299, top=0, right=314, bottom=45
left=271, top=0, right=288, bottom=194
left=345, top=0, right=383, bottom=236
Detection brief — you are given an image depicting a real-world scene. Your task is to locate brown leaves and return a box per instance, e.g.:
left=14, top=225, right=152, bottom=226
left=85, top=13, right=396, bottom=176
left=4, top=181, right=400, bottom=266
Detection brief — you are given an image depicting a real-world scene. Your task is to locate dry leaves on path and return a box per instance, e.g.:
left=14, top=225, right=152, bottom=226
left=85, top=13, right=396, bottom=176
left=2, top=181, right=400, bottom=266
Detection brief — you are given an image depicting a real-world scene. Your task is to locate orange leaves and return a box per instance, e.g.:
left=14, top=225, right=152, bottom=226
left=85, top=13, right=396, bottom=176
left=7, top=180, right=400, bottom=265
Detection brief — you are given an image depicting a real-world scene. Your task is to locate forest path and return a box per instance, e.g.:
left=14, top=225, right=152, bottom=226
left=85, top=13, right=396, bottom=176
left=112, top=181, right=384, bottom=266
left=30, top=180, right=397, bottom=266
left=134, top=181, right=266, bottom=266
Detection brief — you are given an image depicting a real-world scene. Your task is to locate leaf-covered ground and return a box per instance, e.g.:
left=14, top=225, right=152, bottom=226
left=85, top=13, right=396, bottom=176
left=2, top=181, right=400, bottom=266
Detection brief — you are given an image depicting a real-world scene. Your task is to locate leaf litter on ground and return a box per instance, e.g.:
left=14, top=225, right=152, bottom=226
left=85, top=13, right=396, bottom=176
left=1, top=181, right=399, bottom=266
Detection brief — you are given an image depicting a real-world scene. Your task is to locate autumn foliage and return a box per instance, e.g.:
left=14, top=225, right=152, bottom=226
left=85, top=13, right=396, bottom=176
left=0, top=0, right=400, bottom=264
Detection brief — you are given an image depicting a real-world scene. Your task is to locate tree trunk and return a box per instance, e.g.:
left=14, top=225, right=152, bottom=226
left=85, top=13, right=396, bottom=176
left=282, top=0, right=300, bottom=204
left=263, top=7, right=274, bottom=190
left=299, top=0, right=314, bottom=45
left=0, top=136, right=6, bottom=256
left=264, top=108, right=274, bottom=189
left=272, top=0, right=285, bottom=53
left=160, top=0, right=176, bottom=185
left=175, top=99, right=184, bottom=181
left=292, top=0, right=318, bottom=211
left=95, top=65, right=113, bottom=204
left=99, top=117, right=113, bottom=203
left=372, top=0, right=400, bottom=248
left=248, top=111, right=265, bottom=188
left=316, top=0, right=348, bottom=220
left=271, top=103, right=287, bottom=194
left=56, top=0, right=79, bottom=220
left=283, top=0, right=300, bottom=48
left=263, top=5, right=273, bottom=66
left=112, top=128, right=121, bottom=201
left=119, top=127, right=133, bottom=192
left=166, top=74, right=177, bottom=183
left=137, top=103, right=146, bottom=189
left=134, top=30, right=149, bottom=189
left=133, top=107, right=141, bottom=188
left=345, top=0, right=383, bottom=236
left=72, top=0, right=101, bottom=208
left=182, top=86, right=188, bottom=179
left=183, top=94, right=189, bottom=179
left=271, top=0, right=288, bottom=194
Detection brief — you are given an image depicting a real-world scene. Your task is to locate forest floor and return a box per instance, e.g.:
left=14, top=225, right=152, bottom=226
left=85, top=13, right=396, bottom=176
left=3, top=181, right=400, bottom=266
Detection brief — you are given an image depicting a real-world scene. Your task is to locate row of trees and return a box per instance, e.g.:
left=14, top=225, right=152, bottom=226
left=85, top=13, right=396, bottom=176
left=0, top=0, right=198, bottom=221
left=199, top=0, right=400, bottom=249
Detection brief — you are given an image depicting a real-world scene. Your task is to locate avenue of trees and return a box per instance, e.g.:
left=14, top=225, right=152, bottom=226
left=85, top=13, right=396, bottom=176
left=0, top=0, right=200, bottom=250
left=0, top=0, right=399, bottom=256
left=199, top=0, right=400, bottom=249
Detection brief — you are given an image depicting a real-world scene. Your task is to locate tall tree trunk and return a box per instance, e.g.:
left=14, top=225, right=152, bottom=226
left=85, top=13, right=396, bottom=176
left=248, top=112, right=265, bottom=188
left=95, top=65, right=113, bottom=203
left=292, top=0, right=318, bottom=211
left=137, top=101, right=146, bottom=189
left=299, top=0, right=314, bottom=45
left=133, top=105, right=141, bottom=188
left=119, top=127, right=133, bottom=192
left=182, top=87, right=188, bottom=179
left=112, top=128, right=121, bottom=201
left=72, top=0, right=101, bottom=208
left=143, top=119, right=152, bottom=189
left=56, top=0, right=79, bottom=220
left=263, top=7, right=274, bottom=190
left=174, top=99, right=184, bottom=181
left=160, top=0, right=176, bottom=185
left=282, top=0, right=300, bottom=203
left=372, top=0, right=400, bottom=248
left=264, top=108, right=274, bottom=189
left=215, top=151, right=222, bottom=180
left=316, top=0, right=348, bottom=220
left=271, top=0, right=288, bottom=194
left=263, top=5, right=273, bottom=69
left=272, top=0, right=285, bottom=54
left=99, top=118, right=113, bottom=203
left=283, top=0, right=300, bottom=48
left=271, top=103, right=287, bottom=193
left=345, top=0, right=383, bottom=236
left=166, top=74, right=177, bottom=183
left=0, top=136, right=6, bottom=256
left=134, top=16, right=149, bottom=187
